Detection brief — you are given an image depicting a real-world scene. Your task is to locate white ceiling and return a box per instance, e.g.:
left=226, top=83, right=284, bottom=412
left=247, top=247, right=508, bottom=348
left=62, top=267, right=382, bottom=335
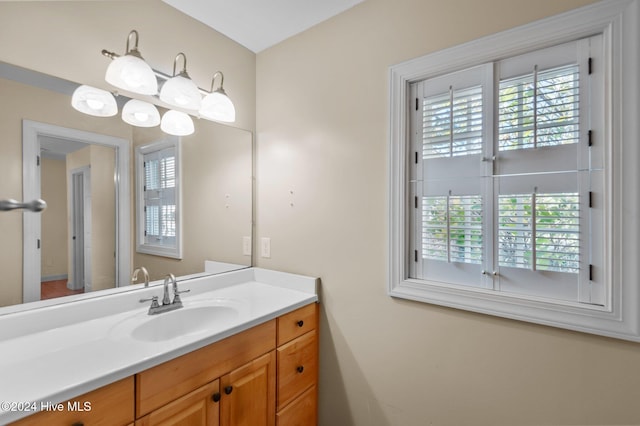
left=161, top=0, right=365, bottom=53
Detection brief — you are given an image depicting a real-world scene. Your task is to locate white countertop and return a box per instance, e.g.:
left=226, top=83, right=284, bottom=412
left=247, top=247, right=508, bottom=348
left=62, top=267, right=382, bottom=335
left=0, top=267, right=318, bottom=424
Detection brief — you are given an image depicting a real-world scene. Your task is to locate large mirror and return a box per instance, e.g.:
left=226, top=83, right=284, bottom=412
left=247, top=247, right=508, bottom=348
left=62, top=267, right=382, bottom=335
left=0, top=61, right=253, bottom=312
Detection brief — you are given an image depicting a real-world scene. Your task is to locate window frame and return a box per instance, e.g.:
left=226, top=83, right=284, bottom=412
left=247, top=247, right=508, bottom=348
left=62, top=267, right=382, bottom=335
left=388, top=0, right=640, bottom=341
left=135, top=136, right=183, bottom=259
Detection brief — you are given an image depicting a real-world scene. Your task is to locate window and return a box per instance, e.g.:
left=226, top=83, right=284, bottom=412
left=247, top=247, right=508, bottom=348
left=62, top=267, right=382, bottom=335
left=135, top=137, right=182, bottom=259
left=389, top=1, right=640, bottom=341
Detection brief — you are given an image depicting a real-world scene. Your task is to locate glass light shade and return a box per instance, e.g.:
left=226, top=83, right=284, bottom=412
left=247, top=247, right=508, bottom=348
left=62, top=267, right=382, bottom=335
left=159, top=75, right=202, bottom=110
left=199, top=90, right=236, bottom=123
left=161, top=110, right=194, bottom=136
left=105, top=54, right=158, bottom=95
left=71, top=85, right=117, bottom=117
left=122, top=99, right=160, bottom=127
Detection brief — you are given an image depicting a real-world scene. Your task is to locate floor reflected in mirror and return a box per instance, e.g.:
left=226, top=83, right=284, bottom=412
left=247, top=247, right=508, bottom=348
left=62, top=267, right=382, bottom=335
left=41, top=279, right=84, bottom=300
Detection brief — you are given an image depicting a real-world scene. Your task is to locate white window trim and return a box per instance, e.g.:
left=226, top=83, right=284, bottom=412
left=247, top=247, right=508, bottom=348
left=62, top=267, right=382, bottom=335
left=135, top=136, right=183, bottom=259
left=388, top=0, right=640, bottom=341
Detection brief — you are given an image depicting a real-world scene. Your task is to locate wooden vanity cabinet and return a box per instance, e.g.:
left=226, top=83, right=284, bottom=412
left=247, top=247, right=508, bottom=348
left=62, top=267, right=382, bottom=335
left=276, top=303, right=319, bottom=426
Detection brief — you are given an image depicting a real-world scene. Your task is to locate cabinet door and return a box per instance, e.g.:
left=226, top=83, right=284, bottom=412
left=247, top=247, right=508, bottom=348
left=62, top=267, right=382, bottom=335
left=220, top=351, right=275, bottom=426
left=135, top=380, right=219, bottom=426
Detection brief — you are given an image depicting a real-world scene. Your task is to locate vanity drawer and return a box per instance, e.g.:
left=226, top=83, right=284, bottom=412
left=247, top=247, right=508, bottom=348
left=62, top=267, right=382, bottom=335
left=11, top=377, right=134, bottom=426
left=277, top=303, right=317, bottom=346
left=277, top=329, right=318, bottom=410
left=276, top=385, right=317, bottom=426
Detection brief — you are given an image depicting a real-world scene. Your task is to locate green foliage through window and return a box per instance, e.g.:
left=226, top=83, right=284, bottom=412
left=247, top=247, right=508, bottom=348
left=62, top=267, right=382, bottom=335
left=499, top=65, right=580, bottom=151
left=498, top=193, right=580, bottom=273
left=422, top=195, right=483, bottom=264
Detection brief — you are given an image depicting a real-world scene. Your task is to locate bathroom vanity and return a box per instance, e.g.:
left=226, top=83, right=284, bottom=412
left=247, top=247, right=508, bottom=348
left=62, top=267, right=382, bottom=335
left=0, top=268, right=319, bottom=425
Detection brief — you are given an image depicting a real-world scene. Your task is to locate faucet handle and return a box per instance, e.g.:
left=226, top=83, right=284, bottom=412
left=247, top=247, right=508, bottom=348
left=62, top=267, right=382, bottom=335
left=140, top=295, right=159, bottom=308
left=172, top=288, right=190, bottom=305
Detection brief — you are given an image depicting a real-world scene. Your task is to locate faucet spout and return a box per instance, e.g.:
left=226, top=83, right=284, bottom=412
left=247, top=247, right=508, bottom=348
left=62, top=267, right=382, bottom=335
left=131, top=267, right=150, bottom=287
left=162, top=273, right=176, bottom=306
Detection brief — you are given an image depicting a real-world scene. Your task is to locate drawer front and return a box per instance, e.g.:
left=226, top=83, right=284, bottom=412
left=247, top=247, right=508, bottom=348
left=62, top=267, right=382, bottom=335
left=11, top=377, right=134, bottom=426
left=277, top=330, right=317, bottom=410
left=277, top=303, right=317, bottom=346
left=276, top=385, right=317, bottom=426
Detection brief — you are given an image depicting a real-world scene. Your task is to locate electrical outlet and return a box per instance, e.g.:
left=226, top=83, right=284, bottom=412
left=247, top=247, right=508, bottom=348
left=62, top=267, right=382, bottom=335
left=242, top=236, right=251, bottom=256
left=261, top=237, right=271, bottom=258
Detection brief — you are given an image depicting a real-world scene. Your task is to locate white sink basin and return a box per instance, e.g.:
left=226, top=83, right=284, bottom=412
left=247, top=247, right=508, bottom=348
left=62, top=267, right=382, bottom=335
left=132, top=305, right=240, bottom=342
left=110, top=298, right=246, bottom=342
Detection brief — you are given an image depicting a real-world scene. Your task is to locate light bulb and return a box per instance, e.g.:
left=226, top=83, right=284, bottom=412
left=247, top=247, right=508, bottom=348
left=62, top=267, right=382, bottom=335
left=86, top=99, right=105, bottom=110
left=121, top=99, right=160, bottom=127
left=161, top=110, right=194, bottom=136
left=71, top=85, right=117, bottom=117
left=134, top=112, right=149, bottom=121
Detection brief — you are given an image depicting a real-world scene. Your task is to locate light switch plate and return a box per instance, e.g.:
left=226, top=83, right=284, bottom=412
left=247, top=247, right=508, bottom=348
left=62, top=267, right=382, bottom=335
left=242, top=236, right=251, bottom=256
left=261, top=237, right=271, bottom=258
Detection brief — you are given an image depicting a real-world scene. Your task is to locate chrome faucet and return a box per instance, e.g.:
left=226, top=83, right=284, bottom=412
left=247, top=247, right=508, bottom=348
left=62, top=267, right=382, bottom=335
left=131, top=266, right=150, bottom=287
left=161, top=273, right=174, bottom=306
left=140, top=273, right=190, bottom=315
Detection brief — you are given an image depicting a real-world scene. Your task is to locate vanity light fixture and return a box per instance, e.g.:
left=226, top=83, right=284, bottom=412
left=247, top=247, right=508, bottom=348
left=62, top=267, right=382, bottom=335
left=161, top=110, right=194, bottom=136
left=104, top=30, right=158, bottom=95
left=122, top=99, right=160, bottom=127
left=93, top=30, right=237, bottom=134
left=159, top=53, right=202, bottom=111
left=71, top=85, right=118, bottom=117
left=199, top=71, right=236, bottom=123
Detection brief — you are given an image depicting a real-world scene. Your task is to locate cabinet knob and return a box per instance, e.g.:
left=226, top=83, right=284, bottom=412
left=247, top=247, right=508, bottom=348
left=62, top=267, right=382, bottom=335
left=297, top=320, right=304, bottom=327
left=212, top=392, right=221, bottom=402
left=71, top=423, right=84, bottom=426
left=224, top=385, right=233, bottom=395
left=296, top=365, right=304, bottom=373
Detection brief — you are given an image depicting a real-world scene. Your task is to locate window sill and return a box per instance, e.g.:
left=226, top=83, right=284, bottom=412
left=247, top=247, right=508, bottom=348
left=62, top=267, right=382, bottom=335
left=388, top=278, right=640, bottom=341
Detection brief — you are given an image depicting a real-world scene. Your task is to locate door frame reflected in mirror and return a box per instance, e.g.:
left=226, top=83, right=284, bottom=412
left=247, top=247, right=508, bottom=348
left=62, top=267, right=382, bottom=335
left=22, top=120, right=131, bottom=303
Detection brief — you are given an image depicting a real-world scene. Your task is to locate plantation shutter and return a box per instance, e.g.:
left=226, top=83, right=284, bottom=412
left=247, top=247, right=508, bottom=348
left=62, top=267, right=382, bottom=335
left=408, top=35, right=603, bottom=305
left=410, top=64, right=492, bottom=288
left=143, top=146, right=177, bottom=248
left=494, top=37, right=602, bottom=304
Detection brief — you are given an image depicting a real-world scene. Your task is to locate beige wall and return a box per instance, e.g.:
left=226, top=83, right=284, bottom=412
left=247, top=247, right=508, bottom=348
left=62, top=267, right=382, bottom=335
left=89, top=145, right=117, bottom=291
left=256, top=0, right=640, bottom=425
left=41, top=158, right=68, bottom=279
